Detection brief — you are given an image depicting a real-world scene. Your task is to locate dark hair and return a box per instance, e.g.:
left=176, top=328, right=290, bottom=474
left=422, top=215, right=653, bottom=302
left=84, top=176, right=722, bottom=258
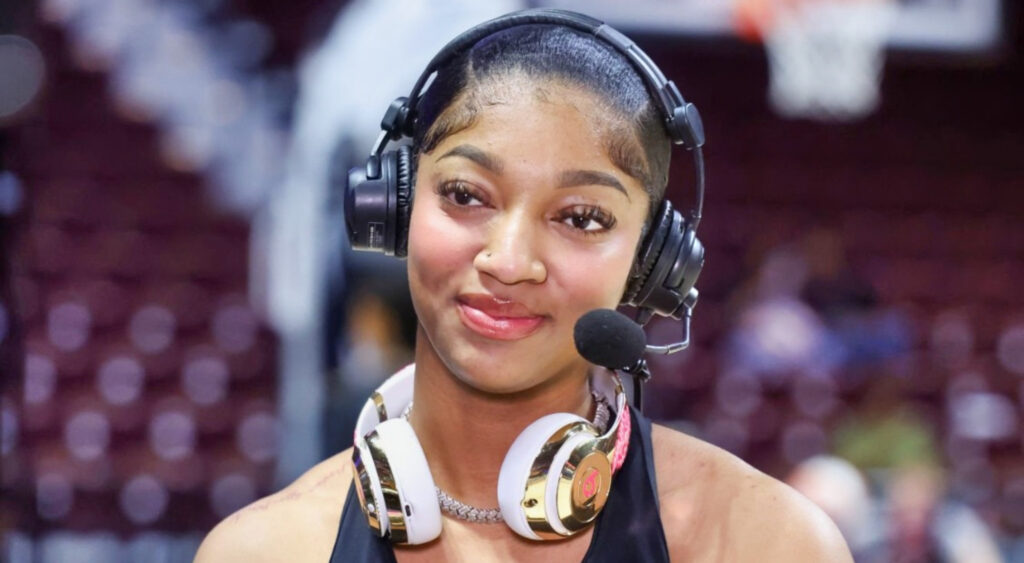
left=411, top=24, right=671, bottom=217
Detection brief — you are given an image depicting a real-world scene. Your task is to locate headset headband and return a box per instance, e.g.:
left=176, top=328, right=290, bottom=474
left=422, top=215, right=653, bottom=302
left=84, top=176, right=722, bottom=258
left=367, top=8, right=707, bottom=227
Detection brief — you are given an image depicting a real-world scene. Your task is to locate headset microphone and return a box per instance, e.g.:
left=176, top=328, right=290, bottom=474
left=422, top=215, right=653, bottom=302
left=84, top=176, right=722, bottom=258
left=574, top=309, right=646, bottom=369
left=574, top=305, right=697, bottom=411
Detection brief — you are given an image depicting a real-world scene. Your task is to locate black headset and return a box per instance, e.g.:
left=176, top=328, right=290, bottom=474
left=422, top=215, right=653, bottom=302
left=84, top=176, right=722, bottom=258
left=345, top=8, right=706, bottom=325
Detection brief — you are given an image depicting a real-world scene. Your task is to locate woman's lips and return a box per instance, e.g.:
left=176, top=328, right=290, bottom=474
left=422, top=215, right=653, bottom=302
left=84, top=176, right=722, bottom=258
left=456, top=295, right=545, bottom=341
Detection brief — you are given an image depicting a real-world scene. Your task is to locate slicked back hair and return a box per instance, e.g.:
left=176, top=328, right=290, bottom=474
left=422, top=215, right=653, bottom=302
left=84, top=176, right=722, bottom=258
left=411, top=24, right=672, bottom=220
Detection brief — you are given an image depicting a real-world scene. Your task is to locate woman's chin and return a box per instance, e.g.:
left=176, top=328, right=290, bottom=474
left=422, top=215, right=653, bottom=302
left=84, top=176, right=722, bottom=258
left=416, top=318, right=582, bottom=395
left=442, top=345, right=585, bottom=397
left=445, top=349, right=543, bottom=394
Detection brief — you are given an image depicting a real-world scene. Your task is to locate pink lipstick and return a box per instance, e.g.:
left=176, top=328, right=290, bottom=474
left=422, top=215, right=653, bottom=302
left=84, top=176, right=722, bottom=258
left=456, top=294, right=545, bottom=341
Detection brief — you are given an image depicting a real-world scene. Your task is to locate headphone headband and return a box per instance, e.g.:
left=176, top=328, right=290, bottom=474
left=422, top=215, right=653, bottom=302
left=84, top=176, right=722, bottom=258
left=397, top=9, right=705, bottom=151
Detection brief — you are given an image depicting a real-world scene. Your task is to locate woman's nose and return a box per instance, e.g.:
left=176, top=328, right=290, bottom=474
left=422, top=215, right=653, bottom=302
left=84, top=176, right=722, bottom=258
left=473, top=209, right=547, bottom=285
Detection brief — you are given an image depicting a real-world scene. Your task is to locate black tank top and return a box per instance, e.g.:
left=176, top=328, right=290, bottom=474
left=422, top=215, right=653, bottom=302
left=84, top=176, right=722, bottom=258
left=329, top=406, right=670, bottom=562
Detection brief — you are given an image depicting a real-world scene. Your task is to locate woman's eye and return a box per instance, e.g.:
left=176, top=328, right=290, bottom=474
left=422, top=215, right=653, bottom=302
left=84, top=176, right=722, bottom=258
left=437, top=181, right=485, bottom=207
left=559, top=206, right=615, bottom=234
left=568, top=215, right=601, bottom=231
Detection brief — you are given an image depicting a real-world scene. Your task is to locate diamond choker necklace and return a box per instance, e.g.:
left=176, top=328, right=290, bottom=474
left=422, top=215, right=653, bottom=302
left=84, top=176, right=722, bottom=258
left=400, top=391, right=612, bottom=524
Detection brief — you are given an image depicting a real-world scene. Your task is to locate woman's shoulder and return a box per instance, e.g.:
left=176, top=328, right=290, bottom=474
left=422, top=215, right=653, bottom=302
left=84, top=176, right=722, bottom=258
left=650, top=424, right=852, bottom=562
left=194, top=448, right=354, bottom=563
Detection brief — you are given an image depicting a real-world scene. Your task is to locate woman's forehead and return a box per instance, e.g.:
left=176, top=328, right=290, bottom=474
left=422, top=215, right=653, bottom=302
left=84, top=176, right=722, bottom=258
left=424, top=77, right=649, bottom=186
left=464, top=75, right=618, bottom=123
left=432, top=108, right=632, bottom=184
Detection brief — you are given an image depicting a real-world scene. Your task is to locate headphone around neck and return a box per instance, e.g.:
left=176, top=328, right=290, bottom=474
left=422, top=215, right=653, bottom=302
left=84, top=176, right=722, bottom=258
left=353, top=364, right=631, bottom=544
left=345, top=8, right=707, bottom=325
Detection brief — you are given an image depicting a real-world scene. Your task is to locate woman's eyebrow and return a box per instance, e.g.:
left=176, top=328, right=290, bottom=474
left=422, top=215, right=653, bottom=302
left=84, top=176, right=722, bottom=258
left=558, top=170, right=630, bottom=201
left=436, top=144, right=504, bottom=175
left=435, top=145, right=629, bottom=200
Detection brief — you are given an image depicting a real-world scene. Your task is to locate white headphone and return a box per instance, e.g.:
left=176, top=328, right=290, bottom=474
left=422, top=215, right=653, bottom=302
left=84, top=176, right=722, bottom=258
left=351, top=364, right=631, bottom=544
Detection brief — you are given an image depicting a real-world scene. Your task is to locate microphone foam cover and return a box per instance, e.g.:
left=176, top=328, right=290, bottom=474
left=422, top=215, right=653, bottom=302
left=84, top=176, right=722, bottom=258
left=574, top=309, right=647, bottom=370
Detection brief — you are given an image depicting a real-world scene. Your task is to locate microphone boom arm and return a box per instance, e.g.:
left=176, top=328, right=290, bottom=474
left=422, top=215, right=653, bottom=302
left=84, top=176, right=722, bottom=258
left=620, top=358, right=652, bottom=411
left=643, top=304, right=693, bottom=355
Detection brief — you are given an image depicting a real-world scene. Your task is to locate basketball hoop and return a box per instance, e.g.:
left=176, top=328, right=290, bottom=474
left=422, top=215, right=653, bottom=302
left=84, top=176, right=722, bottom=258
left=735, top=0, right=896, bottom=121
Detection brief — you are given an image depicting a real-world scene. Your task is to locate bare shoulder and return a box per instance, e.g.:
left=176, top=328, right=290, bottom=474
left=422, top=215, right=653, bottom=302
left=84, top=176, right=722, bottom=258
left=194, top=448, right=354, bottom=563
left=651, top=425, right=852, bottom=563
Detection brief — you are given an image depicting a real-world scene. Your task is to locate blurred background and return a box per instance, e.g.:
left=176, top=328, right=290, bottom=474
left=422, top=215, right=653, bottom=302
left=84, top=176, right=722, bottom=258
left=0, top=0, right=1021, bottom=561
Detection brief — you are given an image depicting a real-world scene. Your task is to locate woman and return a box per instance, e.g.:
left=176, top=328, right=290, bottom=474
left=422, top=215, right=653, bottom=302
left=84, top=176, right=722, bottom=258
left=197, top=10, right=851, bottom=562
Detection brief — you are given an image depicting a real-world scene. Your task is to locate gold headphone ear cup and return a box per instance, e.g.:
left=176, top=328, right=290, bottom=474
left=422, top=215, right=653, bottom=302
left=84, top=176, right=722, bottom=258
left=498, top=413, right=592, bottom=539
left=353, top=433, right=390, bottom=539
left=356, top=419, right=442, bottom=545
left=554, top=433, right=613, bottom=529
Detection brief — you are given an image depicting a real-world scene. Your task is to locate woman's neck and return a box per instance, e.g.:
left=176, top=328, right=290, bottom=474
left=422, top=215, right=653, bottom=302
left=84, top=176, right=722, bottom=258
left=406, top=329, right=595, bottom=509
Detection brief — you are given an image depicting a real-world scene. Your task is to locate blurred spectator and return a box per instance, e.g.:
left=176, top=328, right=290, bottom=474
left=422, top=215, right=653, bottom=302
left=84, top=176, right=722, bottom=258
left=829, top=377, right=1004, bottom=563
left=723, top=229, right=912, bottom=385
left=832, top=377, right=940, bottom=471
left=800, top=228, right=912, bottom=367
left=880, top=464, right=1002, bottom=563
left=723, top=243, right=841, bottom=382
left=788, top=456, right=1004, bottom=563
left=800, top=228, right=876, bottom=317
left=787, top=455, right=881, bottom=559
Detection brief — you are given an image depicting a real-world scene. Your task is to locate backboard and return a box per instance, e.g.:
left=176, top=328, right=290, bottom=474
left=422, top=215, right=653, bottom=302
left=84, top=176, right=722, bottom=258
left=539, top=0, right=1004, bottom=53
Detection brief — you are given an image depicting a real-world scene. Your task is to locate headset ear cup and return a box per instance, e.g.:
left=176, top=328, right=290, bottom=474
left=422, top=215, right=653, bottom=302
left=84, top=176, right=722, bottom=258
left=393, top=145, right=414, bottom=258
left=624, top=201, right=672, bottom=304
left=667, top=224, right=704, bottom=306
left=498, top=413, right=590, bottom=540
left=362, top=419, right=442, bottom=544
left=625, top=200, right=705, bottom=320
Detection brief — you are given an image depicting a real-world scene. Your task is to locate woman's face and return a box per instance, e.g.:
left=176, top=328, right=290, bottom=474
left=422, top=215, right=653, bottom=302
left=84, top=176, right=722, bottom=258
left=407, top=81, right=651, bottom=394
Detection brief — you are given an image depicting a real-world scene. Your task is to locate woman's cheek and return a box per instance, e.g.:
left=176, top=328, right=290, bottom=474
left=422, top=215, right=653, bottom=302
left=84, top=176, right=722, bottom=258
left=554, top=242, right=636, bottom=307
left=409, top=207, right=476, bottom=286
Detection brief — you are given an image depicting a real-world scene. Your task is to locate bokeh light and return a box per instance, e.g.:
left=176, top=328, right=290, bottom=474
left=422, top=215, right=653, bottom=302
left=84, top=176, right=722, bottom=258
left=120, top=474, right=170, bottom=525
left=97, top=355, right=146, bottom=405
left=0, top=35, right=45, bottom=120
left=181, top=353, right=230, bottom=406
left=47, top=302, right=92, bottom=352
left=64, top=410, right=111, bottom=461
left=149, top=409, right=196, bottom=461
left=236, top=411, right=278, bottom=463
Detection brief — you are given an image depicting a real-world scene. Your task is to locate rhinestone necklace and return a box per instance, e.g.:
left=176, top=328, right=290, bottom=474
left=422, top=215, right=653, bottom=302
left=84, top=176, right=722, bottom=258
left=400, top=391, right=612, bottom=524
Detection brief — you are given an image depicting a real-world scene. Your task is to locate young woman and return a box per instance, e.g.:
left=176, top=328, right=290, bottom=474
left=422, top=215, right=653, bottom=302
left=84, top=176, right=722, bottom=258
left=197, top=10, right=852, bottom=562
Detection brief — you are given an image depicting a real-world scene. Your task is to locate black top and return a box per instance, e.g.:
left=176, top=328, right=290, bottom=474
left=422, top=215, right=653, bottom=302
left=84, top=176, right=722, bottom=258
left=330, top=406, right=669, bottom=562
